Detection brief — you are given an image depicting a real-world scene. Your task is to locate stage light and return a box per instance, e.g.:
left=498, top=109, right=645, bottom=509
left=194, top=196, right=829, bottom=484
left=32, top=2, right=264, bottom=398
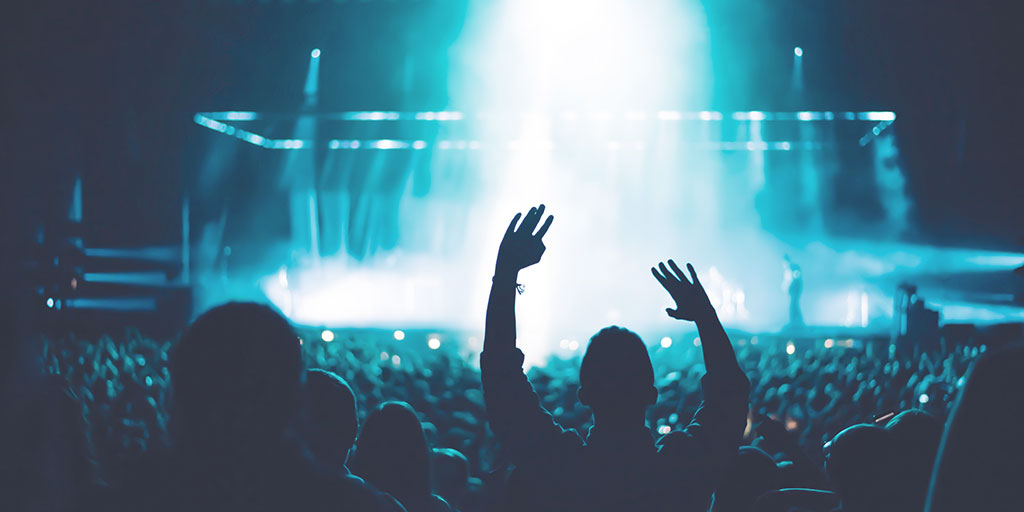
left=786, top=342, right=796, bottom=355
left=918, top=393, right=930, bottom=404
left=824, top=339, right=835, bottom=349
left=393, top=330, right=406, bottom=341
left=320, top=329, right=335, bottom=342
left=145, top=376, right=153, bottom=387
left=311, top=48, right=321, bottom=59
left=794, top=47, right=803, bottom=57
left=560, top=339, right=570, bottom=349
left=693, top=337, right=701, bottom=347
left=660, top=337, right=672, bottom=348
left=46, top=297, right=54, bottom=308
left=381, top=351, right=389, bottom=360
left=658, top=425, right=671, bottom=435
left=428, top=337, right=441, bottom=350
left=392, top=355, right=401, bottom=366
left=568, top=340, right=580, bottom=351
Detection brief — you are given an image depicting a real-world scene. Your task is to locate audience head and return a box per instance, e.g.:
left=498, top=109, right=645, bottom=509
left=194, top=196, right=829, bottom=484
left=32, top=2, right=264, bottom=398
left=711, top=446, right=779, bottom=512
left=926, top=343, right=1024, bottom=512
left=825, top=424, right=900, bottom=511
left=884, top=409, right=942, bottom=510
left=171, top=302, right=303, bottom=451
left=578, top=326, right=657, bottom=424
left=302, top=369, right=358, bottom=471
left=351, top=401, right=432, bottom=505
left=432, top=448, right=470, bottom=508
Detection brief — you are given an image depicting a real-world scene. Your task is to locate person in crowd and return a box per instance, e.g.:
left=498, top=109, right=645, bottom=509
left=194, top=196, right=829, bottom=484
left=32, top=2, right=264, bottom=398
left=0, top=375, right=106, bottom=512
left=823, top=424, right=901, bottom=512
left=750, top=414, right=829, bottom=489
left=710, top=446, right=779, bottom=512
left=302, top=368, right=360, bottom=474
left=118, top=302, right=403, bottom=512
left=883, top=409, right=942, bottom=511
left=431, top=448, right=471, bottom=511
left=351, top=401, right=452, bottom=512
left=480, top=204, right=750, bottom=511
left=926, top=342, right=1024, bottom=512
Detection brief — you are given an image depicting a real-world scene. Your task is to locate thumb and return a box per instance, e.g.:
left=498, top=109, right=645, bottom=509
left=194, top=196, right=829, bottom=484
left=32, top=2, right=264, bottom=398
left=666, top=308, right=683, bottom=319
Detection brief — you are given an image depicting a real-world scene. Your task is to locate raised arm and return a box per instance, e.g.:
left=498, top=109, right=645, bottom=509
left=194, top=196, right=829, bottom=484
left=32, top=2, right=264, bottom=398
left=651, top=260, right=746, bottom=388
left=484, top=205, right=552, bottom=353
left=480, top=205, right=578, bottom=464
left=652, top=260, right=751, bottom=505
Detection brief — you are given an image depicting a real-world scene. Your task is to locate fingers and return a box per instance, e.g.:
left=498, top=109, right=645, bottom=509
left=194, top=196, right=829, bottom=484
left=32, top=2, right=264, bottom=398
left=651, top=266, right=671, bottom=289
left=658, top=262, right=678, bottom=285
left=535, top=214, right=554, bottom=238
left=505, top=213, right=522, bottom=237
left=518, top=205, right=544, bottom=234
left=666, top=308, right=683, bottom=319
left=667, top=259, right=689, bottom=285
left=686, top=263, right=701, bottom=288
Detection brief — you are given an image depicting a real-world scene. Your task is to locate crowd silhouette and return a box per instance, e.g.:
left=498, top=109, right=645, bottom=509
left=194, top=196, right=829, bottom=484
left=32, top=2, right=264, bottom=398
left=2, top=204, right=1021, bottom=511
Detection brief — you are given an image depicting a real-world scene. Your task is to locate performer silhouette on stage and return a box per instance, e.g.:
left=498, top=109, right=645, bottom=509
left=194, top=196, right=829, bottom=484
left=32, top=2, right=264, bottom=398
left=783, top=254, right=804, bottom=329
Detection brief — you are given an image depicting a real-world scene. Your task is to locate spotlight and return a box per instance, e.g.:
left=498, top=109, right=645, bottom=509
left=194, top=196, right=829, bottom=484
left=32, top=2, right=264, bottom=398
left=393, top=330, right=406, bottom=341
left=45, top=297, right=55, bottom=308
left=658, top=425, right=671, bottom=435
left=321, top=329, right=335, bottom=342
left=660, top=337, right=672, bottom=348
left=693, top=337, right=701, bottom=347
left=311, top=48, right=321, bottom=58
left=794, top=47, right=803, bottom=57
left=428, top=337, right=441, bottom=350
left=824, top=339, right=835, bottom=349
left=786, top=342, right=796, bottom=355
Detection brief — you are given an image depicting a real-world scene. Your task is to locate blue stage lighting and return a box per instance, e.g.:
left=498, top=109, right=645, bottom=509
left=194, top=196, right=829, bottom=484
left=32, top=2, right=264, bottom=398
left=794, top=47, right=803, bottom=57
left=311, top=48, right=321, bottom=59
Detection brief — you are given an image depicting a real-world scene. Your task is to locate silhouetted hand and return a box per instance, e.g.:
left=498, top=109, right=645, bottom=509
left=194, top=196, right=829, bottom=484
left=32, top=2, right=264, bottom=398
left=495, top=205, right=553, bottom=276
left=651, top=260, right=714, bottom=321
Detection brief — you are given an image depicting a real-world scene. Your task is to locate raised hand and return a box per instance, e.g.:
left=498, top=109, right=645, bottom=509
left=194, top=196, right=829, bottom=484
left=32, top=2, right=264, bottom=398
left=651, top=259, right=714, bottom=322
left=495, top=205, right=554, bottom=275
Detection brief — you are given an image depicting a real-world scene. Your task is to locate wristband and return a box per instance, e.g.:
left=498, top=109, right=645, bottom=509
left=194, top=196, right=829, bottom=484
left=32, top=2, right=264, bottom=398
left=492, top=275, right=525, bottom=294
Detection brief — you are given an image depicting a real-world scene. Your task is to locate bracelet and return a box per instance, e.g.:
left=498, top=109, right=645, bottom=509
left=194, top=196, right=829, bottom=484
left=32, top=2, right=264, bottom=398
left=492, top=275, right=525, bottom=295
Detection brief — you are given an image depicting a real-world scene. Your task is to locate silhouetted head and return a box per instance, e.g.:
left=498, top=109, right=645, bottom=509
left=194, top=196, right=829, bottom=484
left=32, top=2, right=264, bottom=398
left=885, top=409, right=942, bottom=509
left=302, top=369, right=358, bottom=471
left=711, top=446, right=779, bottom=512
left=5, top=378, right=98, bottom=511
left=351, top=401, right=432, bottom=505
left=432, top=448, right=470, bottom=508
left=825, top=424, right=901, bottom=511
left=171, top=302, right=303, bottom=452
left=926, top=343, right=1024, bottom=512
left=578, top=327, right=657, bottom=426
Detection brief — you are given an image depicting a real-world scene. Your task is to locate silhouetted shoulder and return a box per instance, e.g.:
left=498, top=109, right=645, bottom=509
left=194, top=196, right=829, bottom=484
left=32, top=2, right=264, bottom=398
left=307, top=467, right=408, bottom=512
